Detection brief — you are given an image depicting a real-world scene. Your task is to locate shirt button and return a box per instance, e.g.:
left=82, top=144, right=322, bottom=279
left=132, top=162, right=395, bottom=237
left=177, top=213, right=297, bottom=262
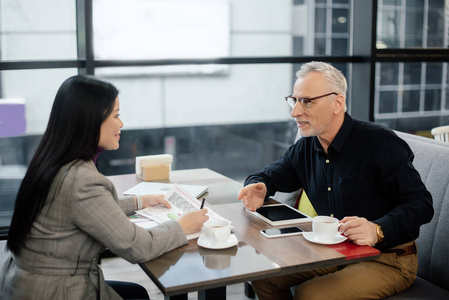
left=326, top=159, right=330, bottom=163
left=328, top=187, right=331, bottom=191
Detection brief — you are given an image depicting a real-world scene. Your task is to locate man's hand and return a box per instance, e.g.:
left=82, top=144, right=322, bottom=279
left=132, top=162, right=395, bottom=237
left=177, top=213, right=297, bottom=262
left=141, top=194, right=172, bottom=209
left=339, top=216, right=378, bottom=246
left=237, top=183, right=267, bottom=211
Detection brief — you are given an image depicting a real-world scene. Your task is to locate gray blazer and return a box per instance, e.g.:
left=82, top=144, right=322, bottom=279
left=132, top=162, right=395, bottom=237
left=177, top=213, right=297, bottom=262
left=1, top=159, right=187, bottom=299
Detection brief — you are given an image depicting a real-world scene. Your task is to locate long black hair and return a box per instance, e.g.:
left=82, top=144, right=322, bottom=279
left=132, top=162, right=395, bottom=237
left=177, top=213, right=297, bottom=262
left=7, top=75, right=119, bottom=255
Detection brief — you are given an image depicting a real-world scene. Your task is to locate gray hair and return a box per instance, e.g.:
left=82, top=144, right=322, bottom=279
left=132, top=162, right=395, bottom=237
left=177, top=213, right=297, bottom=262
left=296, top=61, right=347, bottom=98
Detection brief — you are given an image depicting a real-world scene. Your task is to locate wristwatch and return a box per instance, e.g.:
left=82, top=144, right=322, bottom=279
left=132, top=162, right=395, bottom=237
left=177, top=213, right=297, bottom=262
left=375, top=224, right=384, bottom=244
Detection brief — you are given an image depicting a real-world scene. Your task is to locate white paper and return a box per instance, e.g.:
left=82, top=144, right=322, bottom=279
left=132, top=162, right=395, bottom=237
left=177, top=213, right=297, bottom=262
left=133, top=184, right=228, bottom=240
left=128, top=214, right=159, bottom=230
left=124, top=182, right=208, bottom=199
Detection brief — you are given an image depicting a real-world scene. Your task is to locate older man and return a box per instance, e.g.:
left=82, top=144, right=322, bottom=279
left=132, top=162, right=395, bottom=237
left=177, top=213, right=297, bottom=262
left=238, top=61, right=433, bottom=299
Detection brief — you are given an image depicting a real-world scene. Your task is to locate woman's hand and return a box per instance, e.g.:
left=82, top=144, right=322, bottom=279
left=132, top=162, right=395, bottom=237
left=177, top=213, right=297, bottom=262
left=141, top=194, right=172, bottom=209
left=177, top=209, right=209, bottom=235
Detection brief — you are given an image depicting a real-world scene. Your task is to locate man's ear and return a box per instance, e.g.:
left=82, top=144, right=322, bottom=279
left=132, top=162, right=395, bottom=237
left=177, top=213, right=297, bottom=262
left=333, top=94, right=346, bottom=114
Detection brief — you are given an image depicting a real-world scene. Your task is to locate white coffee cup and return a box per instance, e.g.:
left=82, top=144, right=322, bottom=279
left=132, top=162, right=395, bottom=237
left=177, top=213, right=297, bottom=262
left=204, top=219, right=231, bottom=245
left=312, top=216, right=340, bottom=242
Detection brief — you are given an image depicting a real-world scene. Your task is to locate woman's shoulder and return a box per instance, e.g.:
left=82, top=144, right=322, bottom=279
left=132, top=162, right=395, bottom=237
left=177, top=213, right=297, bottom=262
left=53, top=160, right=116, bottom=202
left=58, top=159, right=110, bottom=187
left=59, top=159, right=94, bottom=176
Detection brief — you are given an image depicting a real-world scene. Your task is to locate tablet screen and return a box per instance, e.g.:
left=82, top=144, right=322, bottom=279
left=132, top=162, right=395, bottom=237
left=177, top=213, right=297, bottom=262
left=256, top=204, right=308, bottom=221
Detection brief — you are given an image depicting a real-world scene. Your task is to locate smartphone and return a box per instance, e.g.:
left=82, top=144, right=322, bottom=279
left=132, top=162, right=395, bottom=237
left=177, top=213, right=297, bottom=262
left=260, top=227, right=304, bottom=238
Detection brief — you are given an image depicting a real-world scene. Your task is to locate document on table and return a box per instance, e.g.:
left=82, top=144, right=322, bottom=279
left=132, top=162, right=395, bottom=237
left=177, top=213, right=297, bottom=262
left=127, top=214, right=159, bottom=230
left=124, top=182, right=208, bottom=199
left=129, top=184, right=227, bottom=240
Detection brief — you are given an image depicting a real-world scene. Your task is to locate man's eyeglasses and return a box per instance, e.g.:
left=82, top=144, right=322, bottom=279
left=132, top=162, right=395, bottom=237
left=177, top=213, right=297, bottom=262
left=285, top=92, right=338, bottom=111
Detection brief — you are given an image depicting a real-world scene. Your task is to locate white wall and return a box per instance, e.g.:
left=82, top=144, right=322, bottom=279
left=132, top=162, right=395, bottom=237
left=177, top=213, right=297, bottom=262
left=1, top=69, right=77, bottom=134
left=0, top=0, right=77, bottom=60
left=0, top=0, right=77, bottom=134
left=110, top=0, right=296, bottom=130
left=1, top=0, right=302, bottom=134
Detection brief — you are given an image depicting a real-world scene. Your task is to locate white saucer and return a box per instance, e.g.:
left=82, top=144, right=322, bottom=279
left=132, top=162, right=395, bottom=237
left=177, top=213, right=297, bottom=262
left=303, top=232, right=347, bottom=245
left=197, top=234, right=238, bottom=249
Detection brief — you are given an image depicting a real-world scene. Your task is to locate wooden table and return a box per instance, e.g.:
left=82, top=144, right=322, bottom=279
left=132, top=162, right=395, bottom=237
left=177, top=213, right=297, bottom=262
left=109, top=169, right=380, bottom=300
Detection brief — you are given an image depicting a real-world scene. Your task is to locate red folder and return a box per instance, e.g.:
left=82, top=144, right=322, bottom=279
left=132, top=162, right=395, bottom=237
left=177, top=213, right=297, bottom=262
left=327, top=240, right=380, bottom=260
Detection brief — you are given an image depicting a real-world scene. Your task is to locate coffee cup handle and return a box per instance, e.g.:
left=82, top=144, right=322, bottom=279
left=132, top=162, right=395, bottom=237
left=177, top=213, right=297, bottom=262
left=338, top=224, right=343, bottom=234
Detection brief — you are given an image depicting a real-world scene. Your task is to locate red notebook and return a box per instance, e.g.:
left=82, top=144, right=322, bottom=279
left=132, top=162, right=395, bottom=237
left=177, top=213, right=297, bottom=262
left=327, top=240, right=380, bottom=260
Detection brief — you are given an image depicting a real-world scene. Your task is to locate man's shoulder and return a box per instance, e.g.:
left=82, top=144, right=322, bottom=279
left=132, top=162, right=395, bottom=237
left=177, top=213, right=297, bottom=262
left=351, top=118, right=411, bottom=153
left=352, top=118, right=398, bottom=140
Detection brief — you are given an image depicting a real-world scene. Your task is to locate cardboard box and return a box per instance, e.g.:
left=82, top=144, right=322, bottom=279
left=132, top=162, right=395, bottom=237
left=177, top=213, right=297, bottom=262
left=139, top=164, right=170, bottom=181
left=136, top=154, right=172, bottom=181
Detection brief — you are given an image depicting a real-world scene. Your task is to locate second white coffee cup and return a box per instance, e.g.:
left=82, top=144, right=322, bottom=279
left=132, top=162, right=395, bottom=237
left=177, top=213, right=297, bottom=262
left=204, top=219, right=231, bottom=245
left=312, top=216, right=340, bottom=242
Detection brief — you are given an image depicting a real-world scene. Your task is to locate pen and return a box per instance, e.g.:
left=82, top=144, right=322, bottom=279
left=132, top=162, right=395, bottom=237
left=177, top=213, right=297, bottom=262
left=200, top=197, right=206, bottom=209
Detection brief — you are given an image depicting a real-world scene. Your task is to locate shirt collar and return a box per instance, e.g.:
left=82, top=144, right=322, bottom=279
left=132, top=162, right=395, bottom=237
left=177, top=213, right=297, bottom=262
left=330, top=113, right=353, bottom=153
left=312, top=113, right=354, bottom=154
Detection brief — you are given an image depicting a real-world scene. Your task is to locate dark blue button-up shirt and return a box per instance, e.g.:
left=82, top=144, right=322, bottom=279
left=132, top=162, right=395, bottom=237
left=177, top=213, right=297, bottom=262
left=245, top=113, right=434, bottom=250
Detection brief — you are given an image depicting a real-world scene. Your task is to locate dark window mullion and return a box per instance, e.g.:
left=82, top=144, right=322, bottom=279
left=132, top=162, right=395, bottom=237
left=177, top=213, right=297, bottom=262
left=375, top=48, right=449, bottom=62
left=76, top=0, right=94, bottom=75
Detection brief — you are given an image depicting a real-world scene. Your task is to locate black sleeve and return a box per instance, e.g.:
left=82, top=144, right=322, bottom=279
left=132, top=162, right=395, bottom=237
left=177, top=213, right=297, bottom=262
left=244, top=143, right=303, bottom=201
left=372, top=132, right=434, bottom=250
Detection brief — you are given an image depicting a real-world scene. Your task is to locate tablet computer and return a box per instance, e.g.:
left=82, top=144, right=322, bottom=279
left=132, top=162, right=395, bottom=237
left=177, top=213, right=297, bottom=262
left=248, top=203, right=312, bottom=226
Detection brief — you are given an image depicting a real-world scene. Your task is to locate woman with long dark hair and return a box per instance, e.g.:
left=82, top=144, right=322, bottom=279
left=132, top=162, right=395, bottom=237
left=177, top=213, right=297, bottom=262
left=0, top=75, right=208, bottom=299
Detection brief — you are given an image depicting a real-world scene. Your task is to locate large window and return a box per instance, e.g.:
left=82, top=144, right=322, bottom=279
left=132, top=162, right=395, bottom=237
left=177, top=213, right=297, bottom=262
left=93, top=0, right=231, bottom=76
left=1, top=0, right=449, bottom=233
left=375, top=0, right=449, bottom=131
left=0, top=0, right=77, bottom=61
left=377, top=0, right=447, bottom=49
left=312, top=0, right=351, bottom=55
